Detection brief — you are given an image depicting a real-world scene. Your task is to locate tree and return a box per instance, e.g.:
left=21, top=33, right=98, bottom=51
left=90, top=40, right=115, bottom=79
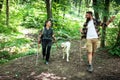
left=85, top=0, right=91, bottom=8
left=101, top=0, right=110, bottom=47
left=0, top=0, right=4, bottom=12
left=78, top=0, right=82, bottom=16
left=6, top=0, right=9, bottom=26
left=45, top=0, right=52, bottom=19
left=93, top=0, right=99, bottom=20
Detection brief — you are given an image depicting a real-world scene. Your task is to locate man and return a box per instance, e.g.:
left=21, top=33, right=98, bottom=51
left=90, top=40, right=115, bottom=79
left=81, top=11, right=115, bottom=72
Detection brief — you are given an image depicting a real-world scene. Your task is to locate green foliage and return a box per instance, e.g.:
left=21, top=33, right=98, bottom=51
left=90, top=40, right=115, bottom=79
left=0, top=59, right=9, bottom=64
left=0, top=34, right=32, bottom=64
left=9, top=49, right=36, bottom=60
left=0, top=38, right=30, bottom=49
left=107, top=13, right=120, bottom=56
left=0, top=49, right=36, bottom=64
left=106, top=28, right=118, bottom=46
left=0, top=51, right=10, bottom=64
left=108, top=46, right=120, bottom=56
left=0, top=23, right=18, bottom=34
left=0, top=51, right=10, bottom=59
left=18, top=0, right=46, bottom=28
left=106, top=28, right=120, bottom=56
left=54, top=18, right=80, bottom=40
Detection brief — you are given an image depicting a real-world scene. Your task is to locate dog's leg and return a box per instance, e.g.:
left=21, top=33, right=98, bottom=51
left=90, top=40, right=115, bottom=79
left=66, top=50, right=69, bottom=62
left=63, top=51, right=65, bottom=59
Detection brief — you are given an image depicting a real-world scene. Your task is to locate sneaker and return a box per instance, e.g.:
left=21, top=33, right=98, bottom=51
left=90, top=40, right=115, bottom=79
left=45, top=61, right=49, bottom=65
left=87, top=64, right=93, bottom=72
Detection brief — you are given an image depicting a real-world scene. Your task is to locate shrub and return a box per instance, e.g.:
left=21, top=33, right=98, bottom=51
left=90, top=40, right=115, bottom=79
left=108, top=46, right=120, bottom=56
left=0, top=51, right=10, bottom=59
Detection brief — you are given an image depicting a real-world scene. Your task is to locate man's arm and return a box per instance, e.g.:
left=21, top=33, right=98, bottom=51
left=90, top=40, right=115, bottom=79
left=105, top=16, right=115, bottom=26
left=99, top=16, right=115, bottom=27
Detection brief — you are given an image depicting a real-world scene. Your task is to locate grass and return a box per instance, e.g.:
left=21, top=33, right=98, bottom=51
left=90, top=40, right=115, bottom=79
left=0, top=49, right=36, bottom=64
left=0, top=25, right=34, bottom=64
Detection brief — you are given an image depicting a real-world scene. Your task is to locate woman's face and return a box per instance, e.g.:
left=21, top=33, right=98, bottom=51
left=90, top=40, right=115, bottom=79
left=46, top=21, right=51, bottom=27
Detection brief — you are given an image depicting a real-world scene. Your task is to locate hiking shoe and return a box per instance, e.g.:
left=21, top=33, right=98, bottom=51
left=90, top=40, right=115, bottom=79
left=45, top=61, right=49, bottom=65
left=87, top=64, right=93, bottom=72
left=43, top=56, right=45, bottom=60
left=43, top=57, right=45, bottom=60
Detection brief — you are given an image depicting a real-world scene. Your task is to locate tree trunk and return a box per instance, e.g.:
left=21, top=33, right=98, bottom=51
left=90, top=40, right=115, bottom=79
left=100, top=0, right=110, bottom=48
left=85, top=0, right=90, bottom=8
left=63, top=7, right=65, bottom=19
left=6, top=0, right=9, bottom=26
left=93, top=0, right=99, bottom=20
left=78, top=0, right=82, bottom=16
left=0, top=0, right=4, bottom=12
left=75, top=0, right=77, bottom=7
left=45, top=0, right=52, bottom=19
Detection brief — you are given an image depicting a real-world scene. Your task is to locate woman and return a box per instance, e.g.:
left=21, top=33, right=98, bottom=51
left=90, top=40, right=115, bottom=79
left=38, top=20, right=55, bottom=64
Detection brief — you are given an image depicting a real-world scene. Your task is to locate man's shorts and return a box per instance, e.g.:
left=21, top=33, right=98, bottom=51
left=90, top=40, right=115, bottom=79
left=81, top=39, right=87, bottom=47
left=86, top=38, right=98, bottom=53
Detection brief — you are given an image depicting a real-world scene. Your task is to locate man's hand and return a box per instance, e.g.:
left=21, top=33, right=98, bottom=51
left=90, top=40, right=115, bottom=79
left=80, top=28, right=83, bottom=33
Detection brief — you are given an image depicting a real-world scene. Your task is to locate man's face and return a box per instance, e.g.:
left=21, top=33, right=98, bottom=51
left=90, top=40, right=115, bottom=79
left=85, top=13, right=91, bottom=19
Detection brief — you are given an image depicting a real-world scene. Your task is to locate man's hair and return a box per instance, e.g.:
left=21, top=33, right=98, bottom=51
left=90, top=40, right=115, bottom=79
left=86, top=11, right=93, bottom=16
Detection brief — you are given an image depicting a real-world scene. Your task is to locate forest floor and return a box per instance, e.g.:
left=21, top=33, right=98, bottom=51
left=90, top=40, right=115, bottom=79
left=0, top=32, right=120, bottom=80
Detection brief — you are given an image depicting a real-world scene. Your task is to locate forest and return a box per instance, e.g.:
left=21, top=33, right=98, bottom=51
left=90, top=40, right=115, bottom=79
left=0, top=0, right=120, bottom=80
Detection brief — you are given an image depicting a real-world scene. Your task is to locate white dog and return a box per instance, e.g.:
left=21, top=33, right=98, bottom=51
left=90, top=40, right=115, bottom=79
left=61, top=41, right=71, bottom=62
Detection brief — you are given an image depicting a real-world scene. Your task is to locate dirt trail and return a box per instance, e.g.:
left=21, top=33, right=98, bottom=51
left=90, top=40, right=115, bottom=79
left=0, top=40, right=120, bottom=80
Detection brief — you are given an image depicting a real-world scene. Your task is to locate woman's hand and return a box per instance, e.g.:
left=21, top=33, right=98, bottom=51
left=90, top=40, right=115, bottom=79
left=38, top=34, right=42, bottom=44
left=52, top=35, right=56, bottom=43
left=38, top=39, right=41, bottom=44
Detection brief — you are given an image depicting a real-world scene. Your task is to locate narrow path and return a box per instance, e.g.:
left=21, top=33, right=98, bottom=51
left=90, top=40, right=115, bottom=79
left=0, top=40, right=120, bottom=80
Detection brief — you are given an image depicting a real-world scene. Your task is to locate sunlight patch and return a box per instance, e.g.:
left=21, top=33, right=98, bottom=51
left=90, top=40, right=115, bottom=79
left=34, top=72, right=66, bottom=80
